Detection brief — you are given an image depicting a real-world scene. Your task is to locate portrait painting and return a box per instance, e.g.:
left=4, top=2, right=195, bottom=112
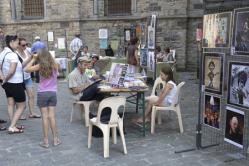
left=227, top=62, right=249, bottom=109
left=203, top=94, right=221, bottom=129
left=203, top=12, right=232, bottom=48
left=224, top=106, right=244, bottom=149
left=232, top=7, right=249, bottom=55
left=203, top=53, right=224, bottom=94
left=140, top=48, right=148, bottom=67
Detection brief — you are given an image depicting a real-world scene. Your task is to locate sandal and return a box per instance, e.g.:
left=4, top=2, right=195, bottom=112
left=16, top=125, right=25, bottom=130
left=29, top=114, right=41, bottom=118
left=39, top=142, right=49, bottom=148
left=8, top=127, right=24, bottom=134
left=19, top=116, right=26, bottom=120
left=0, top=119, right=7, bottom=124
left=53, top=138, right=62, bottom=147
left=0, top=126, right=6, bottom=131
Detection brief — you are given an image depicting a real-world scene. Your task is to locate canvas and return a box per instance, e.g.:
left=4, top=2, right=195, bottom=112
left=224, top=106, right=244, bottom=149
left=203, top=12, right=232, bottom=48
left=203, top=94, right=221, bottom=129
left=140, top=48, right=148, bottom=67
left=232, top=7, right=249, bottom=55
left=227, top=62, right=249, bottom=109
left=203, top=53, right=224, bottom=94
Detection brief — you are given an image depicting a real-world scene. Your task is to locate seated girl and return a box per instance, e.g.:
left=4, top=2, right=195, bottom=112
left=135, top=66, right=177, bottom=123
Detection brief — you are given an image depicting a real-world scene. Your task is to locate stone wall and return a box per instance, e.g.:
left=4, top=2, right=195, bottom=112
left=0, top=0, right=204, bottom=70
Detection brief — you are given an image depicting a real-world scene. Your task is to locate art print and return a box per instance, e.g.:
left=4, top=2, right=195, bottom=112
left=140, top=48, right=148, bottom=67
left=203, top=94, right=221, bottom=129
left=148, top=15, right=156, bottom=49
left=232, top=7, right=249, bottom=55
left=224, top=106, right=244, bottom=149
left=147, top=51, right=155, bottom=71
left=203, top=12, right=232, bottom=48
left=203, top=53, right=224, bottom=94
left=227, top=62, right=249, bottom=109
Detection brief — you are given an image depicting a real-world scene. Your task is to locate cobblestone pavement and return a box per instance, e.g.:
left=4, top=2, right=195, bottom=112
left=0, top=72, right=248, bottom=166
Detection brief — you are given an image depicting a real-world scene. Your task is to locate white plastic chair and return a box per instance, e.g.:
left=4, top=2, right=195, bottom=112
left=88, top=96, right=127, bottom=158
left=151, top=82, right=185, bottom=134
left=70, top=100, right=96, bottom=127
left=145, top=77, right=166, bottom=124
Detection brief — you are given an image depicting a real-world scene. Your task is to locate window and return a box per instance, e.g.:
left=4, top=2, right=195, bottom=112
left=21, top=0, right=44, bottom=19
left=105, top=0, right=131, bottom=16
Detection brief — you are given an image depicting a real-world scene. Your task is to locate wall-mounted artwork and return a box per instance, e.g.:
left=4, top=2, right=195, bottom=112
left=203, top=12, right=232, bottom=48
left=140, top=48, right=148, bottom=67
left=203, top=53, right=224, bottom=94
left=224, top=106, right=244, bottom=149
left=203, top=94, right=221, bottom=129
left=227, top=62, right=249, bottom=109
left=232, top=7, right=249, bottom=55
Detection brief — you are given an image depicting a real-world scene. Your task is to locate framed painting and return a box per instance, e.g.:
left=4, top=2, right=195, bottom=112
left=232, top=7, right=249, bottom=55
left=203, top=93, right=221, bottom=130
left=203, top=12, right=232, bottom=48
left=203, top=52, right=224, bottom=94
left=224, top=106, right=244, bottom=149
left=140, top=48, right=148, bottom=67
left=227, top=61, right=249, bottom=109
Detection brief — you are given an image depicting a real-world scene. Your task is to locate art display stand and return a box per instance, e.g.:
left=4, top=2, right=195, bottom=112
left=175, top=6, right=249, bottom=162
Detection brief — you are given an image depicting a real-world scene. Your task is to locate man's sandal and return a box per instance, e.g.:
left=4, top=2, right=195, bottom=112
left=39, top=142, right=49, bottom=148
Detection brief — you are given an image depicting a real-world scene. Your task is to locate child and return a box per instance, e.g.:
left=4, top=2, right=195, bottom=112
left=24, top=49, right=61, bottom=148
left=135, top=66, right=177, bottom=123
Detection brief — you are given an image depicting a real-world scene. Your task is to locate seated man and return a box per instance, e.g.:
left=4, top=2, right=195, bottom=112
left=68, top=56, right=103, bottom=101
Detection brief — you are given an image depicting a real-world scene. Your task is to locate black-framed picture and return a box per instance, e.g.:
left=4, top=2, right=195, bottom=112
left=203, top=52, right=224, bottom=94
left=203, top=94, right=221, bottom=129
left=203, top=12, right=232, bottom=48
left=232, top=7, right=249, bottom=55
left=227, top=62, right=249, bottom=109
left=140, top=48, right=148, bottom=67
left=224, top=106, right=244, bottom=149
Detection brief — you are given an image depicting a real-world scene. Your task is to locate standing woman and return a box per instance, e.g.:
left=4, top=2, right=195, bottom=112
left=127, top=37, right=139, bottom=74
left=24, top=49, right=61, bottom=148
left=0, top=35, right=25, bottom=133
left=17, top=38, right=40, bottom=119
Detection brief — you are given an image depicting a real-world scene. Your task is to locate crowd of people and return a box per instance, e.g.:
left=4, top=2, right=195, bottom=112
left=0, top=29, right=178, bottom=149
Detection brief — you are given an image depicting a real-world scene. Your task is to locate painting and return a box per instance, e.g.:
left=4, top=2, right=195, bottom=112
left=227, top=62, right=249, bottom=109
left=232, top=7, right=249, bottom=55
left=203, top=12, right=232, bottom=48
left=203, top=94, right=221, bottom=129
left=148, top=15, right=156, bottom=49
left=140, top=48, right=148, bottom=67
left=203, top=53, right=224, bottom=94
left=224, top=106, right=244, bottom=149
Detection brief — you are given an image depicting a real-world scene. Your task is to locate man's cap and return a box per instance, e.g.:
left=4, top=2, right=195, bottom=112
left=31, top=41, right=46, bottom=53
left=77, top=56, right=91, bottom=63
left=34, top=36, right=40, bottom=40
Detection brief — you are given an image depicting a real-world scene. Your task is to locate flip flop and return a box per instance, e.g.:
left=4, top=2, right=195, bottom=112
left=29, top=114, right=41, bottom=118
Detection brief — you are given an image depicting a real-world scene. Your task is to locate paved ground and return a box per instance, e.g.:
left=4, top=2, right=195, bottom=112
left=0, top=72, right=248, bottom=166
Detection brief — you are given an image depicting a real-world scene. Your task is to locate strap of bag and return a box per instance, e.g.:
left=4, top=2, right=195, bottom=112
left=1, top=52, right=11, bottom=70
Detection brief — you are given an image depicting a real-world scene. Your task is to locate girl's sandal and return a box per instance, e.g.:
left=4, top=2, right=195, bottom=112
left=39, top=142, right=49, bottom=148
left=8, top=127, right=24, bottom=134
left=53, top=138, right=62, bottom=147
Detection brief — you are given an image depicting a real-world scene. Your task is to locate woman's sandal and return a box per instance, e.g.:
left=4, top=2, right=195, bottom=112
left=53, top=138, right=62, bottom=147
left=8, top=127, right=24, bottom=134
left=39, top=142, right=49, bottom=148
left=0, top=126, right=6, bottom=131
left=29, top=114, right=41, bottom=118
left=16, top=125, right=25, bottom=130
